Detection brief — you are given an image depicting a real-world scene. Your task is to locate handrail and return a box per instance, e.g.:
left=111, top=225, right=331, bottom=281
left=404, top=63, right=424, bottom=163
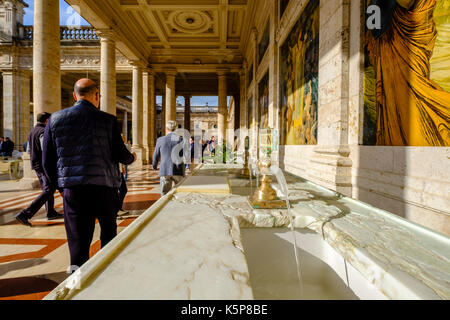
left=20, top=26, right=99, bottom=41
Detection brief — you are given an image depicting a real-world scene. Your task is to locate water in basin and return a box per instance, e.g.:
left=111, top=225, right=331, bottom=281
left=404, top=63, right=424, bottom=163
left=240, top=227, right=359, bottom=300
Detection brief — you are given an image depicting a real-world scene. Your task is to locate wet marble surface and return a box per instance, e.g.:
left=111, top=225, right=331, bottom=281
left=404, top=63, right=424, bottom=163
left=46, top=164, right=449, bottom=300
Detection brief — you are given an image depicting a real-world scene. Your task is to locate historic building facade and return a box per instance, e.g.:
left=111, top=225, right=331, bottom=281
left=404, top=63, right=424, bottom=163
left=0, top=0, right=448, bottom=235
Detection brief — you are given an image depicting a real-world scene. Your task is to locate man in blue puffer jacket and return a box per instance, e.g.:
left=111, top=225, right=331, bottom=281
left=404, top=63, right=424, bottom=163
left=42, top=78, right=136, bottom=269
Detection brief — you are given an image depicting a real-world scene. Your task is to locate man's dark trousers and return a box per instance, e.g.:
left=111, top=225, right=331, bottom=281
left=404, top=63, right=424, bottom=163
left=118, top=174, right=127, bottom=210
left=63, top=185, right=120, bottom=268
left=21, top=170, right=56, bottom=219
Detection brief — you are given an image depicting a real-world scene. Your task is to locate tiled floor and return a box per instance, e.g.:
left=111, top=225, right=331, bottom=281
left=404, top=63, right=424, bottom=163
left=0, top=165, right=162, bottom=300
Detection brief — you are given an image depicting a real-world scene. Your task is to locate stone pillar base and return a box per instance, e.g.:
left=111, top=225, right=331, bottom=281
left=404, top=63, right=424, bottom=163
left=131, top=146, right=144, bottom=168
left=142, top=146, right=149, bottom=165
left=308, top=146, right=353, bottom=197
left=142, top=145, right=155, bottom=166
left=19, top=153, right=40, bottom=190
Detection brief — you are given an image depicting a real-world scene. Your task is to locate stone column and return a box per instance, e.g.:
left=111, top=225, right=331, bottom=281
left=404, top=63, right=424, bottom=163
left=2, top=69, right=30, bottom=148
left=268, top=1, right=279, bottom=165
left=309, top=0, right=352, bottom=196
left=122, top=111, right=128, bottom=141
left=217, top=69, right=228, bottom=146
left=165, top=69, right=177, bottom=124
left=21, top=0, right=60, bottom=189
left=239, top=60, right=248, bottom=153
left=131, top=62, right=144, bottom=166
left=161, top=94, right=166, bottom=135
left=2, top=71, right=18, bottom=144
left=97, top=29, right=116, bottom=115
left=252, top=28, right=259, bottom=160
left=32, top=0, right=60, bottom=122
left=143, top=69, right=156, bottom=164
left=184, top=94, right=191, bottom=132
left=20, top=71, right=31, bottom=150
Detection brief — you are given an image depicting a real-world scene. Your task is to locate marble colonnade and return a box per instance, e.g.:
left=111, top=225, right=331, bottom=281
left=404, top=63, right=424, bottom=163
left=97, top=29, right=117, bottom=116
left=20, top=0, right=61, bottom=188
left=217, top=69, right=228, bottom=145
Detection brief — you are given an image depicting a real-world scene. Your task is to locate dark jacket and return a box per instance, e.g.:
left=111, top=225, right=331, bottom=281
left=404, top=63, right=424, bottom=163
left=2, top=139, right=14, bottom=155
left=42, top=100, right=134, bottom=189
left=28, top=123, right=46, bottom=172
left=152, top=132, right=185, bottom=177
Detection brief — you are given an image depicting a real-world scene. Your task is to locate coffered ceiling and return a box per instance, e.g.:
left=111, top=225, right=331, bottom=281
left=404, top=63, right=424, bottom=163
left=67, top=0, right=254, bottom=67
left=120, top=0, right=247, bottom=50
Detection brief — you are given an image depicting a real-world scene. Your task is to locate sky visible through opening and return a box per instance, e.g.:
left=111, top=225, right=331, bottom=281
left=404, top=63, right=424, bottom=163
left=23, top=0, right=229, bottom=107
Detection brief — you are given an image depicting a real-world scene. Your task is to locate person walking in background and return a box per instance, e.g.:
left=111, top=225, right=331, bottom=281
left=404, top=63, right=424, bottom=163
left=117, top=134, right=131, bottom=216
left=152, top=120, right=185, bottom=196
left=42, top=78, right=136, bottom=270
left=200, top=139, right=208, bottom=163
left=15, top=112, right=63, bottom=227
left=208, top=136, right=216, bottom=156
left=0, top=137, right=4, bottom=156
left=185, top=137, right=195, bottom=170
left=123, top=139, right=132, bottom=182
left=3, top=137, right=14, bottom=156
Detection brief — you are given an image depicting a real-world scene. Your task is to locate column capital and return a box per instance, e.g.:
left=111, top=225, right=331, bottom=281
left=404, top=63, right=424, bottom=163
left=164, top=68, right=177, bottom=77
left=242, top=58, right=248, bottom=70
left=20, top=69, right=33, bottom=78
left=251, top=27, right=258, bottom=41
left=143, top=66, right=154, bottom=75
left=216, top=68, right=229, bottom=77
left=1, top=69, right=16, bottom=76
left=130, top=60, right=146, bottom=69
left=95, top=28, right=116, bottom=41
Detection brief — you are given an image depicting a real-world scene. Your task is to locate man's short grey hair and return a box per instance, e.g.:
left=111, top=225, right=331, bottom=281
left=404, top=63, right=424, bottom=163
left=166, top=120, right=177, bottom=132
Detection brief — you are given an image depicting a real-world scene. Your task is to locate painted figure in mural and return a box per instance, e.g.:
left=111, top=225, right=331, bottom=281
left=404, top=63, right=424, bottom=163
left=366, top=0, right=450, bottom=146
left=259, top=74, right=269, bottom=129
left=280, top=0, right=319, bottom=145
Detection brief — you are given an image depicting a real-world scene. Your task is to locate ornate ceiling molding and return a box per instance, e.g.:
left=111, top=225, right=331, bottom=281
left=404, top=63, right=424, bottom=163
left=168, top=10, right=213, bottom=34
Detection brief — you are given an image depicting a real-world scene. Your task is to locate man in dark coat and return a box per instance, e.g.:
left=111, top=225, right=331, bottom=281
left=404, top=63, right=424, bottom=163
left=42, top=78, right=136, bottom=269
left=15, top=112, right=62, bottom=227
left=0, top=137, right=4, bottom=155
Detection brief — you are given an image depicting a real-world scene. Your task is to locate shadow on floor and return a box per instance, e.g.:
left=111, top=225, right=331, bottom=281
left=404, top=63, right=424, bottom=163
left=0, top=271, right=68, bottom=299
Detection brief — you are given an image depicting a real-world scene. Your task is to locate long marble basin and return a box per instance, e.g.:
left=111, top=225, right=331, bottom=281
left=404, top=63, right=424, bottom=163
left=44, top=164, right=450, bottom=300
left=241, top=228, right=385, bottom=300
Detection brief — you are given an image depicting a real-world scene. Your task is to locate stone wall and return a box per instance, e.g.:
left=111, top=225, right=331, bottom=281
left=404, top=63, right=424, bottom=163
left=247, top=0, right=449, bottom=235
left=350, top=146, right=450, bottom=235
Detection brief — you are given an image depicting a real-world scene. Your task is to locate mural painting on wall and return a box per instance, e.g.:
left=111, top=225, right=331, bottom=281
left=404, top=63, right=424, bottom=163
left=248, top=96, right=254, bottom=129
left=279, top=0, right=319, bottom=145
left=259, top=72, right=269, bottom=129
left=280, top=0, right=290, bottom=18
left=259, top=20, right=270, bottom=64
left=248, top=64, right=254, bottom=86
left=364, top=0, right=450, bottom=146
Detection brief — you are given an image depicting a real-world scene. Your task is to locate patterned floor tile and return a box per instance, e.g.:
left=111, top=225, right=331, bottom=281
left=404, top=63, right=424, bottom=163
left=0, top=165, right=161, bottom=299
